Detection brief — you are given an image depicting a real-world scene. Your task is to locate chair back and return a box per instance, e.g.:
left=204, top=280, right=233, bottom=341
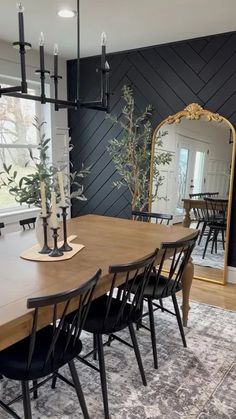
left=189, top=193, right=205, bottom=199
left=25, top=269, right=101, bottom=375
left=132, top=210, right=173, bottom=225
left=0, top=222, right=5, bottom=236
left=100, top=249, right=158, bottom=332
left=204, top=198, right=228, bottom=224
left=205, top=192, right=219, bottom=197
left=19, top=217, right=36, bottom=230
left=150, top=233, right=199, bottom=298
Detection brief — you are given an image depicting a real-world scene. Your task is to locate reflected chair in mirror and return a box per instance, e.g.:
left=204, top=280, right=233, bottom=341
left=189, top=193, right=206, bottom=231
left=132, top=210, right=173, bottom=225
left=0, top=269, right=101, bottom=419
left=202, top=198, right=228, bottom=259
left=0, top=222, right=5, bottom=236
left=132, top=233, right=198, bottom=370
left=65, top=249, right=158, bottom=419
left=19, top=217, right=36, bottom=231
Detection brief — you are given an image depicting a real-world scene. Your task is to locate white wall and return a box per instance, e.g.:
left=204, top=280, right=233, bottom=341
left=0, top=39, right=69, bottom=232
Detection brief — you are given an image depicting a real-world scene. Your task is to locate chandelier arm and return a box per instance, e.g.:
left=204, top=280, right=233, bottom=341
left=0, top=91, right=77, bottom=108
left=0, top=0, right=111, bottom=113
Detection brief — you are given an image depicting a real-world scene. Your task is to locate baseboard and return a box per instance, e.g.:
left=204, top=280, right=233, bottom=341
left=227, top=266, right=236, bottom=284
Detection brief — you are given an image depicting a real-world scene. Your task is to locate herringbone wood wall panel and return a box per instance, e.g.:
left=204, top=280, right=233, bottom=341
left=67, top=32, right=236, bottom=266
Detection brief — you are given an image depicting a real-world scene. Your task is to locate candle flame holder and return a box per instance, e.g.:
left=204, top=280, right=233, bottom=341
left=59, top=206, right=72, bottom=252
left=49, top=227, right=64, bottom=257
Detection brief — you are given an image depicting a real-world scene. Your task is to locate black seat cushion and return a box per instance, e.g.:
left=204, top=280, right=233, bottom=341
left=69, top=295, right=142, bottom=335
left=126, top=273, right=182, bottom=300
left=0, top=325, right=82, bottom=380
left=143, top=273, right=182, bottom=299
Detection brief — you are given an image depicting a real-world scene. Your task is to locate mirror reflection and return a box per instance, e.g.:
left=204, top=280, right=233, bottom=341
left=150, top=106, right=233, bottom=281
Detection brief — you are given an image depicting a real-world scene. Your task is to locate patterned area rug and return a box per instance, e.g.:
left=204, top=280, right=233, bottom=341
left=0, top=300, right=235, bottom=418
left=192, top=236, right=224, bottom=269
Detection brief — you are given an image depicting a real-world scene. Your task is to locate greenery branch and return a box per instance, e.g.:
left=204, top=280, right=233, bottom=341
left=0, top=116, right=90, bottom=210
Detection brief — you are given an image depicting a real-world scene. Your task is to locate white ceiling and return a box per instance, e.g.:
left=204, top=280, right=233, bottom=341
left=0, top=0, right=235, bottom=59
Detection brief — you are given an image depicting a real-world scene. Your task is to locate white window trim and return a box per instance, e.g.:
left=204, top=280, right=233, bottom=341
left=0, top=75, right=52, bottom=218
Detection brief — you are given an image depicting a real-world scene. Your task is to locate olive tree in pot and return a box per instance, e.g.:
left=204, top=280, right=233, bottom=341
left=107, top=85, right=172, bottom=212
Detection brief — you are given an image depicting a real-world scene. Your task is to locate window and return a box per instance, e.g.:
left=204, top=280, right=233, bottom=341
left=0, top=81, right=45, bottom=212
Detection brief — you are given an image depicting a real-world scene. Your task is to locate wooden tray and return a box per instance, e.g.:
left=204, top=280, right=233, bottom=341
left=20, top=235, right=84, bottom=262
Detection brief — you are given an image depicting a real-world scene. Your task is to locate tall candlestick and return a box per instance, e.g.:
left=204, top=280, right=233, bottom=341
left=57, top=171, right=66, bottom=207
left=39, top=32, right=45, bottom=72
left=17, top=3, right=25, bottom=44
left=40, top=181, right=47, bottom=217
left=101, top=32, right=106, bottom=70
left=51, top=191, right=58, bottom=229
left=54, top=43, right=59, bottom=78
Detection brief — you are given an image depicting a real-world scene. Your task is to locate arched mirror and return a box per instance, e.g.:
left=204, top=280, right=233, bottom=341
left=149, top=103, right=235, bottom=284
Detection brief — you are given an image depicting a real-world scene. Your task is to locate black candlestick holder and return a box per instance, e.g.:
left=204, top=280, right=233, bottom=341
left=38, top=214, right=52, bottom=254
left=59, top=206, right=73, bottom=252
left=49, top=227, right=64, bottom=257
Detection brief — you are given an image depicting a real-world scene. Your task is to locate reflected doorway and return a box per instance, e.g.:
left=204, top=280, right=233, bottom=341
left=176, top=135, right=208, bottom=222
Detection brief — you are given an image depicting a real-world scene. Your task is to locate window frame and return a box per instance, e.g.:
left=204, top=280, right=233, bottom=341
left=0, top=76, right=51, bottom=216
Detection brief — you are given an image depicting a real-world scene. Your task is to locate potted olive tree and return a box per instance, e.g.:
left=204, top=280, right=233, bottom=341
left=107, top=85, right=172, bottom=212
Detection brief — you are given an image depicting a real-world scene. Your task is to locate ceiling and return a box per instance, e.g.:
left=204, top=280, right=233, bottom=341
left=0, top=0, right=235, bottom=59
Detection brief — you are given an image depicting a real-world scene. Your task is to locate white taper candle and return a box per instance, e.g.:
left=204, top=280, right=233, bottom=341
left=57, top=171, right=66, bottom=207
left=40, top=181, right=47, bottom=217
left=51, top=191, right=58, bottom=228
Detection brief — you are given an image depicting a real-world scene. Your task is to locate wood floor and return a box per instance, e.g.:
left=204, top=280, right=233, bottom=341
left=190, top=278, right=236, bottom=311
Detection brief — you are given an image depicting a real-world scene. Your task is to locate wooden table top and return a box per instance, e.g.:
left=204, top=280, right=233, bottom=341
left=182, top=198, right=228, bottom=209
left=0, top=214, right=196, bottom=350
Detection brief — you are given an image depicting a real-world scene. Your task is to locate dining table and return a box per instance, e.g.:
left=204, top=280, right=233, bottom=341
left=182, top=198, right=228, bottom=228
left=0, top=214, right=197, bottom=351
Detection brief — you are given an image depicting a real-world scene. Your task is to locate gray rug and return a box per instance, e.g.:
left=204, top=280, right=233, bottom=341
left=0, top=300, right=235, bottom=418
left=192, top=235, right=224, bottom=270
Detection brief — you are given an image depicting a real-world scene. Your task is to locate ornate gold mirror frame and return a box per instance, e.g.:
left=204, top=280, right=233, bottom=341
left=149, top=103, right=236, bottom=285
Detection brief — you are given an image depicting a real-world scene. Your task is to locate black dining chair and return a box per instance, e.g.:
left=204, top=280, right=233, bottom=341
left=202, top=198, right=227, bottom=259
left=134, top=233, right=199, bottom=370
left=0, top=269, right=101, bottom=419
left=63, top=249, right=158, bottom=419
left=19, top=217, right=36, bottom=231
left=0, top=222, right=5, bottom=236
left=132, top=210, right=173, bottom=225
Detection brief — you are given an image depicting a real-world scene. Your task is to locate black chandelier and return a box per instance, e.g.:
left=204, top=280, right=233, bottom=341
left=0, top=0, right=110, bottom=112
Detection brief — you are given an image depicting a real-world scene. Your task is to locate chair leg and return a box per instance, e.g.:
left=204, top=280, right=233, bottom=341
left=202, top=227, right=212, bottom=259
left=147, top=299, right=158, bottom=369
left=198, top=222, right=207, bottom=245
left=222, top=229, right=225, bottom=250
left=136, top=299, right=144, bottom=331
left=159, top=298, right=164, bottom=312
left=128, top=323, right=147, bottom=386
left=68, top=360, right=90, bottom=419
left=97, top=334, right=109, bottom=419
left=32, top=380, right=38, bottom=399
left=93, top=333, right=97, bottom=360
left=21, top=381, right=32, bottom=419
left=172, top=294, right=187, bottom=348
left=51, top=373, right=57, bottom=389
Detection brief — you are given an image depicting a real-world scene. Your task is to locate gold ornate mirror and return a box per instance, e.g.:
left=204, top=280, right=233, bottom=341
left=149, top=103, right=236, bottom=285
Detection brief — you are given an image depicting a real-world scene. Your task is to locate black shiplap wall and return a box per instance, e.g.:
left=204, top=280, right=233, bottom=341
left=67, top=32, right=236, bottom=267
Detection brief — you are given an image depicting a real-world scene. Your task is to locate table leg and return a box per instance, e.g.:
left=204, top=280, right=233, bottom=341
left=181, top=256, right=194, bottom=327
left=182, top=207, right=191, bottom=228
